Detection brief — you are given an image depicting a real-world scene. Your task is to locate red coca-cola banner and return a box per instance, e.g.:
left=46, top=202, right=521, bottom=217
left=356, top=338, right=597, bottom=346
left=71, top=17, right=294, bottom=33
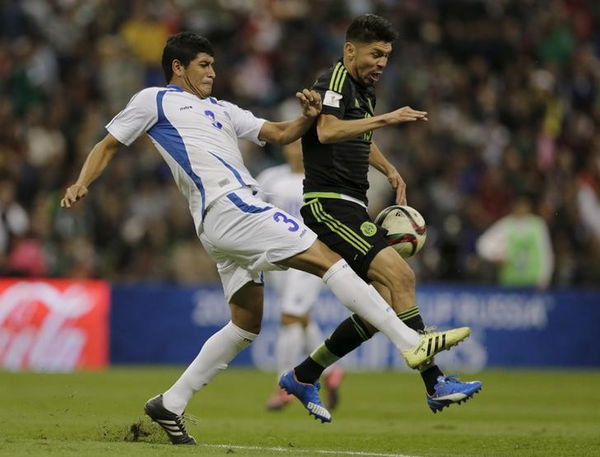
left=0, top=279, right=110, bottom=372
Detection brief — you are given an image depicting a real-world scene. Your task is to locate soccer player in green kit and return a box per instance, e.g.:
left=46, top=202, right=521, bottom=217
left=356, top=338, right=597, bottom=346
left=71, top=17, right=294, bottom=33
left=280, top=14, right=482, bottom=418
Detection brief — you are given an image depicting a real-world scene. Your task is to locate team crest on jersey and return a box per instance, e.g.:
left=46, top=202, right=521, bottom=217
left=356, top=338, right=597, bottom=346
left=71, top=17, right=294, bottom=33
left=360, top=221, right=377, bottom=237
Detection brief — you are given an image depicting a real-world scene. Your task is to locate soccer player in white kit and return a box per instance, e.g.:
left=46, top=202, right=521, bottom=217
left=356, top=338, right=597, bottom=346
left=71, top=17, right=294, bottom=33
left=257, top=141, right=344, bottom=411
left=61, top=32, right=471, bottom=445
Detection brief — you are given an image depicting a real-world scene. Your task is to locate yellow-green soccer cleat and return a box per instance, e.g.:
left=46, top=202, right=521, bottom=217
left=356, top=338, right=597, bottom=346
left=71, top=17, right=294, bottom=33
left=401, top=327, right=471, bottom=369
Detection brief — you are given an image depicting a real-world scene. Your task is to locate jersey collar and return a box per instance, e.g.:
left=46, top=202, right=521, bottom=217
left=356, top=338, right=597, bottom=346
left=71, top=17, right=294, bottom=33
left=338, top=58, right=371, bottom=90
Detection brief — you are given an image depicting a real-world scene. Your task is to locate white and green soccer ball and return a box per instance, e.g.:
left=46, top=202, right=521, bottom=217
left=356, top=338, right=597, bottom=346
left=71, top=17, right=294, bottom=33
left=374, top=205, right=427, bottom=258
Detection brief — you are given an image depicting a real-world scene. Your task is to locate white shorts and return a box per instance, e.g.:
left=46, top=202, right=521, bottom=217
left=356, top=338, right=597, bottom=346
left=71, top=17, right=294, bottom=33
left=200, top=188, right=318, bottom=303
left=268, top=268, right=324, bottom=317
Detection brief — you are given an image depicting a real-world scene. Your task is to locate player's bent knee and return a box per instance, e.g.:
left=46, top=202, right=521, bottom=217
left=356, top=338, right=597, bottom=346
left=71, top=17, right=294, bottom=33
left=369, top=247, right=416, bottom=290
left=230, top=315, right=262, bottom=335
left=281, top=313, right=309, bottom=326
left=230, top=311, right=262, bottom=334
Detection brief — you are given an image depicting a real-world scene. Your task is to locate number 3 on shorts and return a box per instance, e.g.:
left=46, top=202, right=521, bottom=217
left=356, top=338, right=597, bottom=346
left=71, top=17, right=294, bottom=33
left=273, top=212, right=299, bottom=232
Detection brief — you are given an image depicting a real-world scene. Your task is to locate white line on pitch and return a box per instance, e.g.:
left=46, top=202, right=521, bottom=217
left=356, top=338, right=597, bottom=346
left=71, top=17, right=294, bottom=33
left=199, top=443, right=419, bottom=457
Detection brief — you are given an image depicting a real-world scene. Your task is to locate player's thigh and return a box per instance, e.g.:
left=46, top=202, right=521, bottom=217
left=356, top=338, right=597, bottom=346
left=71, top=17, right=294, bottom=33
left=275, top=238, right=341, bottom=277
left=199, top=241, right=265, bottom=308
left=300, top=198, right=388, bottom=281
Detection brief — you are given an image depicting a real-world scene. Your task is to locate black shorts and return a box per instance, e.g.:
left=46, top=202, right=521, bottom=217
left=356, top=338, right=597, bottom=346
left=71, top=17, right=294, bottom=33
left=301, top=197, right=389, bottom=282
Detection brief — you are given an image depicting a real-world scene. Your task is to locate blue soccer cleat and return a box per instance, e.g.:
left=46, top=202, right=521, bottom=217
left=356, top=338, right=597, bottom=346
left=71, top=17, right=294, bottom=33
left=427, top=375, right=483, bottom=413
left=279, top=370, right=332, bottom=423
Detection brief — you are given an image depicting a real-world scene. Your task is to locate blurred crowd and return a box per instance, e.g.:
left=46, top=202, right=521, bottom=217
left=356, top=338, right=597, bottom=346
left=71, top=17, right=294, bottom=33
left=0, top=0, right=599, bottom=287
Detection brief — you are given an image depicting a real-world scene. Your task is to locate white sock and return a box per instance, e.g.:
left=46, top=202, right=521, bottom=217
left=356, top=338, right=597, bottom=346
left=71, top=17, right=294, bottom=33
left=323, top=259, right=419, bottom=351
left=276, top=323, right=304, bottom=376
left=162, top=321, right=257, bottom=415
left=304, top=321, right=324, bottom=353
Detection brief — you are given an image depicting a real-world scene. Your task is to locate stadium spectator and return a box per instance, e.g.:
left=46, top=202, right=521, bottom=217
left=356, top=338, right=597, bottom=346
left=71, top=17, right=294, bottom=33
left=0, top=177, right=29, bottom=274
left=476, top=194, right=555, bottom=289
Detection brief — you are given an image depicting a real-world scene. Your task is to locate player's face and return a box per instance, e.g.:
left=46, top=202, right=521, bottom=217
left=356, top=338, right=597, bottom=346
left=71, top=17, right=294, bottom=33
left=351, top=41, right=392, bottom=86
left=181, top=53, right=216, bottom=98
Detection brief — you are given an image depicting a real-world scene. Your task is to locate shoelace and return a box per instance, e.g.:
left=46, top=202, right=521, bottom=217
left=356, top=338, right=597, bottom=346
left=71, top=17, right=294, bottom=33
left=172, top=414, right=190, bottom=434
left=419, top=326, right=438, bottom=334
left=442, top=374, right=462, bottom=384
left=185, top=413, right=200, bottom=425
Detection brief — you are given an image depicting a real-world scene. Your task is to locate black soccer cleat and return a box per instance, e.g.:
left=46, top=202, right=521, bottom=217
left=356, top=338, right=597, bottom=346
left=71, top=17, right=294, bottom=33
left=144, top=394, right=196, bottom=445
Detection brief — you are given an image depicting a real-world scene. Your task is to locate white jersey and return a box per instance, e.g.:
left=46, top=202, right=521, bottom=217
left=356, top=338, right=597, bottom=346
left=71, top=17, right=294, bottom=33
left=106, top=84, right=266, bottom=233
left=256, top=164, right=304, bottom=219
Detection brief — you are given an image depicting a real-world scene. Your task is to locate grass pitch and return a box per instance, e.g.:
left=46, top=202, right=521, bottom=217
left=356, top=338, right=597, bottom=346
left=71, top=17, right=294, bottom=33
left=0, top=368, right=599, bottom=457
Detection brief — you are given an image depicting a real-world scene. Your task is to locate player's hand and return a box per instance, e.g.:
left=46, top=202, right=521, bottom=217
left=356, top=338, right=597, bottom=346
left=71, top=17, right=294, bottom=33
left=296, top=89, right=322, bottom=118
left=387, top=106, right=428, bottom=124
left=60, top=183, right=88, bottom=208
left=387, top=169, right=407, bottom=205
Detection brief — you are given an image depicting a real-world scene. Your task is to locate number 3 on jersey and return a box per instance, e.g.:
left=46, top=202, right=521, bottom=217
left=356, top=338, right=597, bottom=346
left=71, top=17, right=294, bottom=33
left=273, top=212, right=299, bottom=232
left=204, top=110, right=223, bottom=129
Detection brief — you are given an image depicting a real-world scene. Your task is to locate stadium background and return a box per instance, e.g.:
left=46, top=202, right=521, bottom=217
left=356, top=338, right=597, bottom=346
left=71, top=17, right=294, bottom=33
left=1, top=0, right=599, bottom=286
left=1, top=0, right=600, bottom=367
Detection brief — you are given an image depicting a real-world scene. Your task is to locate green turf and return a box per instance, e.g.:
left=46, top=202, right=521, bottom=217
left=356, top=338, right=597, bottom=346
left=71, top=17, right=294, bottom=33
left=0, top=368, right=599, bottom=457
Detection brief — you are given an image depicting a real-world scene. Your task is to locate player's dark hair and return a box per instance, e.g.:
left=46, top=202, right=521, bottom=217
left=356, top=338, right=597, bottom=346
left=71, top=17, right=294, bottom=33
left=346, top=14, right=398, bottom=44
left=162, top=32, right=214, bottom=83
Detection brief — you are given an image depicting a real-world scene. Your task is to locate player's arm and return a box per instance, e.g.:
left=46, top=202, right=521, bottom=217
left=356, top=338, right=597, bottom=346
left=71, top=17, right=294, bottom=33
left=259, top=89, right=321, bottom=145
left=317, top=107, right=428, bottom=144
left=476, top=220, right=508, bottom=263
left=60, top=134, right=121, bottom=208
left=369, top=142, right=406, bottom=205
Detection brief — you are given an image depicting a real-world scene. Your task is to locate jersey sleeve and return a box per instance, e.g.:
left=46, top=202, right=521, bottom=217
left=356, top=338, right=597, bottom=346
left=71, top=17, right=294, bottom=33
left=476, top=218, right=508, bottom=262
left=105, top=88, right=158, bottom=146
left=312, top=64, right=353, bottom=119
left=222, top=101, right=267, bottom=146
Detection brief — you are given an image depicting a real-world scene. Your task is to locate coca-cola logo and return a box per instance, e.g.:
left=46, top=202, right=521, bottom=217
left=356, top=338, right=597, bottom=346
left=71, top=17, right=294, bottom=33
left=0, top=281, right=96, bottom=372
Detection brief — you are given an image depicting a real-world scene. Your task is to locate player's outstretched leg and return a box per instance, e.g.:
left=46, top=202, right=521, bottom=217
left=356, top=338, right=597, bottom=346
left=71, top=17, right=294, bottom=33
left=427, top=375, right=483, bottom=413
left=323, top=365, right=344, bottom=410
left=401, top=326, right=471, bottom=369
left=279, top=370, right=332, bottom=423
left=266, top=386, right=293, bottom=410
left=144, top=394, right=196, bottom=445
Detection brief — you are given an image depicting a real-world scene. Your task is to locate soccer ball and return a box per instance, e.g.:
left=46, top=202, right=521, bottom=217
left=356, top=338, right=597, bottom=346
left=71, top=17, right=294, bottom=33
left=374, top=205, right=427, bottom=258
